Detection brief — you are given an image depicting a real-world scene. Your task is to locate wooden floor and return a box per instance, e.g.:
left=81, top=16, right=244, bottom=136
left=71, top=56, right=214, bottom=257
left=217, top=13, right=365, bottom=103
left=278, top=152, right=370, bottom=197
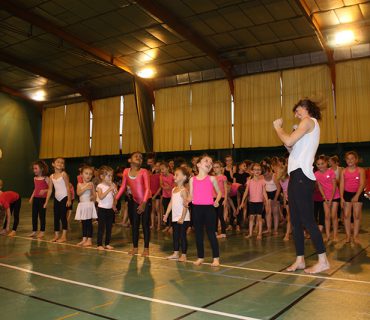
left=0, top=200, right=369, bottom=320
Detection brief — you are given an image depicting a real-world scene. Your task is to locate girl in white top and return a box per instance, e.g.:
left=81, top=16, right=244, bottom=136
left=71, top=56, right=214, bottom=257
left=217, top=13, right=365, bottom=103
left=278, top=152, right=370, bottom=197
left=44, top=158, right=71, bottom=243
left=96, top=166, right=117, bottom=250
left=163, top=167, right=190, bottom=262
left=75, top=166, right=97, bottom=247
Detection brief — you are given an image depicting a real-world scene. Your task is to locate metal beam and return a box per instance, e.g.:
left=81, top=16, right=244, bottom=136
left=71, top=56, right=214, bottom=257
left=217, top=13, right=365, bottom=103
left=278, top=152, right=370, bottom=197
left=0, top=51, right=91, bottom=99
left=135, top=0, right=235, bottom=95
left=296, top=0, right=336, bottom=87
left=0, top=81, right=42, bottom=112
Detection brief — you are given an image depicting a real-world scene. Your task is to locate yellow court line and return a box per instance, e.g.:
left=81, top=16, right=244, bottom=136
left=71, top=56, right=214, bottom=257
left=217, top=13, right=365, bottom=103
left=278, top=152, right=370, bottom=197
left=54, top=312, right=80, bottom=320
left=90, top=301, right=114, bottom=310
left=8, top=235, right=370, bottom=285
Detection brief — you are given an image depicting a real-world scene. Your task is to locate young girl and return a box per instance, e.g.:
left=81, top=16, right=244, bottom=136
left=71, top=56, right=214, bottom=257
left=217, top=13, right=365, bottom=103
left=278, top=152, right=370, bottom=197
left=224, top=155, right=236, bottom=184
left=163, top=167, right=191, bottom=262
left=240, top=163, right=268, bottom=240
left=75, top=166, right=97, bottom=247
left=340, top=151, right=366, bottom=244
left=278, top=165, right=291, bottom=241
left=29, top=160, right=49, bottom=239
left=315, top=155, right=340, bottom=242
left=150, top=161, right=162, bottom=230
left=0, top=191, right=21, bottom=237
left=213, top=161, right=228, bottom=238
left=67, top=183, right=75, bottom=230
left=189, top=155, right=221, bottom=267
left=44, top=158, right=71, bottom=243
left=168, top=159, right=175, bottom=174
left=96, top=166, right=117, bottom=250
left=264, top=165, right=281, bottom=235
left=160, top=162, right=175, bottom=233
left=116, top=152, right=152, bottom=256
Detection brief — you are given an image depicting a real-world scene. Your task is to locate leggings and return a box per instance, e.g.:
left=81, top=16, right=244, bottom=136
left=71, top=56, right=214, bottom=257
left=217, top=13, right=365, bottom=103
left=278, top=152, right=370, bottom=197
left=54, top=197, right=68, bottom=232
left=314, top=201, right=325, bottom=226
left=162, top=197, right=171, bottom=227
left=3, top=198, right=22, bottom=231
left=128, top=199, right=151, bottom=248
left=288, top=169, right=326, bottom=256
left=82, top=219, right=93, bottom=238
left=97, top=207, right=114, bottom=246
left=215, top=198, right=226, bottom=234
left=172, top=221, right=190, bottom=253
left=32, top=197, right=46, bottom=232
left=192, top=204, right=219, bottom=259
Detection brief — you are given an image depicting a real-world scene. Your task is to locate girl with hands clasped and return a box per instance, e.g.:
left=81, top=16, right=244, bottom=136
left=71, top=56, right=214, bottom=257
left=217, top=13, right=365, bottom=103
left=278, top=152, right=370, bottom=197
left=189, top=155, right=222, bottom=267
left=163, top=167, right=191, bottom=262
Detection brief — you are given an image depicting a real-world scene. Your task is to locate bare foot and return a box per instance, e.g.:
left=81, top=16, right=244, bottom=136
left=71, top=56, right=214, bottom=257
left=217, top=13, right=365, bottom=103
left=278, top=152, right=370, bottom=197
left=0, top=229, right=7, bottom=236
left=273, top=231, right=279, bottom=236
left=244, top=234, right=252, bottom=239
left=28, top=232, right=37, bottom=238
left=97, top=246, right=105, bottom=251
left=141, top=249, right=149, bottom=257
left=353, top=237, right=361, bottom=245
left=178, top=254, right=187, bottom=262
left=236, top=226, right=241, bottom=232
left=226, top=225, right=233, bottom=231
left=167, top=253, right=179, bottom=260
left=262, top=230, right=271, bottom=235
left=83, top=240, right=92, bottom=247
left=216, top=234, right=226, bottom=239
left=283, top=235, right=290, bottom=241
left=77, top=240, right=86, bottom=246
left=8, top=230, right=16, bottom=237
left=256, top=234, right=262, bottom=240
left=51, top=236, right=59, bottom=242
left=345, top=236, right=351, bottom=243
left=286, top=261, right=306, bottom=272
left=193, top=258, right=204, bottom=266
left=211, top=258, right=220, bottom=267
left=37, top=232, right=44, bottom=239
left=333, top=235, right=339, bottom=242
left=105, top=245, right=114, bottom=250
left=128, top=248, right=138, bottom=255
left=304, top=261, right=330, bottom=274
left=57, top=237, right=67, bottom=243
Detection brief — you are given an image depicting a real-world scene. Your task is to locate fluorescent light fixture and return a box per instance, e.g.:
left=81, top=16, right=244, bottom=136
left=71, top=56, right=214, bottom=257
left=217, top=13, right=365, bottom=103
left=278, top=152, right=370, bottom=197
left=31, top=89, right=46, bottom=101
left=335, top=30, right=355, bottom=46
left=137, top=67, right=156, bottom=78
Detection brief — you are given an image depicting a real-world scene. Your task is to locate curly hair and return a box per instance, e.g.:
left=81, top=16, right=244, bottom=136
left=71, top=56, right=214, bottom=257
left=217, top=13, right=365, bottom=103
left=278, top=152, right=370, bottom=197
left=293, top=99, right=322, bottom=120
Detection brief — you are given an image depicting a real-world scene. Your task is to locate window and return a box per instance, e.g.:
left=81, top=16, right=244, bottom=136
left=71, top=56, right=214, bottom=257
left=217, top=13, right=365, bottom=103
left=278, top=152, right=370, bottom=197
left=119, top=95, right=124, bottom=152
left=89, top=110, right=93, bottom=149
left=231, top=94, right=235, bottom=146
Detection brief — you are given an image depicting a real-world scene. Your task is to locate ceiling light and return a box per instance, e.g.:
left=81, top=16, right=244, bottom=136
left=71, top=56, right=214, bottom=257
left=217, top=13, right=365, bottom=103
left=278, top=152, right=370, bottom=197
left=31, top=89, right=46, bottom=101
left=137, top=67, right=156, bottom=79
left=335, top=30, right=355, bottom=46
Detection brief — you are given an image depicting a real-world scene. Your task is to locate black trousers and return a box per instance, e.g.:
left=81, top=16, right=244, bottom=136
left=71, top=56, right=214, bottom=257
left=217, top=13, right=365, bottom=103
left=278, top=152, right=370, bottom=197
left=97, top=207, right=114, bottom=246
left=54, top=197, right=68, bottom=232
left=32, top=197, right=46, bottom=232
left=162, top=197, right=171, bottom=227
left=82, top=219, right=93, bottom=238
left=3, top=198, right=21, bottom=231
left=288, top=169, right=326, bottom=256
left=215, top=198, right=226, bottom=234
left=172, top=221, right=190, bottom=253
left=193, top=205, right=220, bottom=258
left=128, top=199, right=151, bottom=248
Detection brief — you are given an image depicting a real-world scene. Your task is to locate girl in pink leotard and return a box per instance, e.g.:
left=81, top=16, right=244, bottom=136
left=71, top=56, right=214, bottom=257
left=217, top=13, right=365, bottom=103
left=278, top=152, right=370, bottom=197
left=160, top=162, right=175, bottom=233
left=116, top=152, right=152, bottom=256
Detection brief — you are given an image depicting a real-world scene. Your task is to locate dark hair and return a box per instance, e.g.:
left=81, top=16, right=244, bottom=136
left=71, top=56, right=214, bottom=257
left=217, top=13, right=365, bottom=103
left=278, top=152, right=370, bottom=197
left=329, top=155, right=339, bottom=164
left=160, top=161, right=169, bottom=168
left=196, top=154, right=212, bottom=164
left=293, top=99, right=321, bottom=120
left=80, top=165, right=94, bottom=174
left=130, top=151, right=143, bottom=158
left=316, top=154, right=329, bottom=163
left=175, top=167, right=190, bottom=184
left=52, top=157, right=65, bottom=163
left=33, top=160, right=49, bottom=176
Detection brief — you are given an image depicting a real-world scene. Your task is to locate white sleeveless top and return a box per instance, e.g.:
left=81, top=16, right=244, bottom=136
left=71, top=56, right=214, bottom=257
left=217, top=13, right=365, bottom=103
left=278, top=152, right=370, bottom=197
left=288, top=118, right=320, bottom=181
left=265, top=175, right=277, bottom=192
left=97, top=183, right=114, bottom=209
left=171, top=188, right=190, bottom=222
left=79, top=188, right=92, bottom=203
left=51, top=175, right=68, bottom=201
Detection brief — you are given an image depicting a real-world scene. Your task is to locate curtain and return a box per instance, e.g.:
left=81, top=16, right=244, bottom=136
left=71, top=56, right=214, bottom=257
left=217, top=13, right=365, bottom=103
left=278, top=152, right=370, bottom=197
left=63, top=102, right=90, bottom=158
left=134, top=78, right=154, bottom=152
left=191, top=80, right=232, bottom=150
left=282, top=65, right=336, bottom=143
left=39, top=105, right=65, bottom=158
left=336, top=59, right=370, bottom=142
left=234, top=72, right=281, bottom=148
left=122, top=94, right=145, bottom=154
left=91, top=97, right=120, bottom=156
left=154, top=85, right=191, bottom=152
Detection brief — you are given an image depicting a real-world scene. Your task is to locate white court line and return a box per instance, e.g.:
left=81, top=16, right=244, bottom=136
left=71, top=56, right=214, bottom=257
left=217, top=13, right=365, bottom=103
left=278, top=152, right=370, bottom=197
left=0, top=262, right=259, bottom=320
left=8, top=235, right=370, bottom=286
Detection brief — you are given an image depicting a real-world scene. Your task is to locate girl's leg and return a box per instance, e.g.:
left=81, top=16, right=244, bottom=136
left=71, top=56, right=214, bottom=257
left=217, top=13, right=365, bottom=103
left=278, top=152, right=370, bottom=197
left=129, top=200, right=140, bottom=253
left=353, top=202, right=363, bottom=244
left=181, top=221, right=190, bottom=255
left=323, top=202, right=331, bottom=242
left=83, top=219, right=93, bottom=246
left=204, top=206, right=220, bottom=266
left=168, top=222, right=180, bottom=259
left=272, top=201, right=280, bottom=235
left=39, top=198, right=46, bottom=234
left=141, top=202, right=151, bottom=253
left=192, top=205, right=205, bottom=263
left=58, top=197, right=68, bottom=242
left=257, top=215, right=263, bottom=239
left=104, top=209, right=114, bottom=248
left=284, top=207, right=291, bottom=241
left=155, top=199, right=162, bottom=230
left=97, top=208, right=105, bottom=249
left=53, top=199, right=61, bottom=241
left=150, top=199, right=155, bottom=229
left=8, top=198, right=21, bottom=236
left=78, top=220, right=87, bottom=245
left=265, top=200, right=272, bottom=234
left=331, top=202, right=339, bottom=241
left=31, top=198, right=38, bottom=233
left=246, top=215, right=254, bottom=238
left=343, top=202, right=352, bottom=242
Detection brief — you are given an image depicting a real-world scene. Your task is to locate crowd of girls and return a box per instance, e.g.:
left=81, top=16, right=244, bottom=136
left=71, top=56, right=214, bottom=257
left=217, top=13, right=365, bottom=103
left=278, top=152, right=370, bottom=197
left=0, top=150, right=368, bottom=266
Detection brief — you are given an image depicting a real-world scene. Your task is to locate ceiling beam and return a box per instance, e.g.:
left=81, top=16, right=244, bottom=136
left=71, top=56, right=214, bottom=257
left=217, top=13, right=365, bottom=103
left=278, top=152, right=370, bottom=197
left=296, top=0, right=336, bottom=87
left=135, top=0, right=235, bottom=95
left=0, top=81, right=42, bottom=112
left=0, top=51, right=91, bottom=100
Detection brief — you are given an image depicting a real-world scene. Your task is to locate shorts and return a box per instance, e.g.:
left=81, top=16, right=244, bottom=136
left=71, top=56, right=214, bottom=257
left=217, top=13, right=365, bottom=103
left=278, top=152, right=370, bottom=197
left=332, top=198, right=340, bottom=203
left=267, top=191, right=277, bottom=200
left=248, top=202, right=264, bottom=215
left=343, top=191, right=365, bottom=203
left=152, top=195, right=161, bottom=200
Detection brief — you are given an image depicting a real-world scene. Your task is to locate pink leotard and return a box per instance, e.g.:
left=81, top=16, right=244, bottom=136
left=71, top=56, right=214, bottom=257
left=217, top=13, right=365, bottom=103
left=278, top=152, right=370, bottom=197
left=280, top=178, right=289, bottom=200
left=192, top=175, right=214, bottom=205
left=315, top=169, right=340, bottom=200
left=213, top=175, right=227, bottom=198
left=0, top=191, right=19, bottom=209
left=150, top=173, right=161, bottom=195
left=229, top=182, right=241, bottom=197
left=34, top=178, right=49, bottom=198
left=161, top=173, right=174, bottom=198
left=343, top=167, right=361, bottom=192
left=116, top=168, right=151, bottom=204
left=247, top=177, right=265, bottom=202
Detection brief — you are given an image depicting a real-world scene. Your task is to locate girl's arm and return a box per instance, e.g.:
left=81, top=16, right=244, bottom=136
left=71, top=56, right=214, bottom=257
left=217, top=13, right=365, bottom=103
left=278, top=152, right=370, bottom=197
left=330, top=177, right=336, bottom=202
left=63, top=173, right=71, bottom=207
left=163, top=199, right=173, bottom=221
left=97, top=186, right=114, bottom=200
left=273, top=175, right=281, bottom=202
left=43, top=177, right=54, bottom=208
left=211, top=176, right=221, bottom=207
left=317, top=181, right=326, bottom=201
left=263, top=185, right=268, bottom=203
left=353, top=168, right=366, bottom=201
left=152, top=187, right=162, bottom=198
left=138, top=170, right=151, bottom=213
left=339, top=169, right=345, bottom=203
left=90, top=183, right=96, bottom=202
left=29, top=190, right=35, bottom=203
left=240, top=181, right=249, bottom=208
left=77, top=183, right=91, bottom=196
left=274, top=117, right=313, bottom=147
left=188, top=177, right=194, bottom=202
left=115, top=170, right=127, bottom=200
left=178, top=189, right=189, bottom=224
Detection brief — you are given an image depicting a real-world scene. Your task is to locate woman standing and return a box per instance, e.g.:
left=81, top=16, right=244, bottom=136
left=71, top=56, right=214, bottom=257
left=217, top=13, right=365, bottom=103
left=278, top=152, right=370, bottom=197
left=273, top=99, right=329, bottom=274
